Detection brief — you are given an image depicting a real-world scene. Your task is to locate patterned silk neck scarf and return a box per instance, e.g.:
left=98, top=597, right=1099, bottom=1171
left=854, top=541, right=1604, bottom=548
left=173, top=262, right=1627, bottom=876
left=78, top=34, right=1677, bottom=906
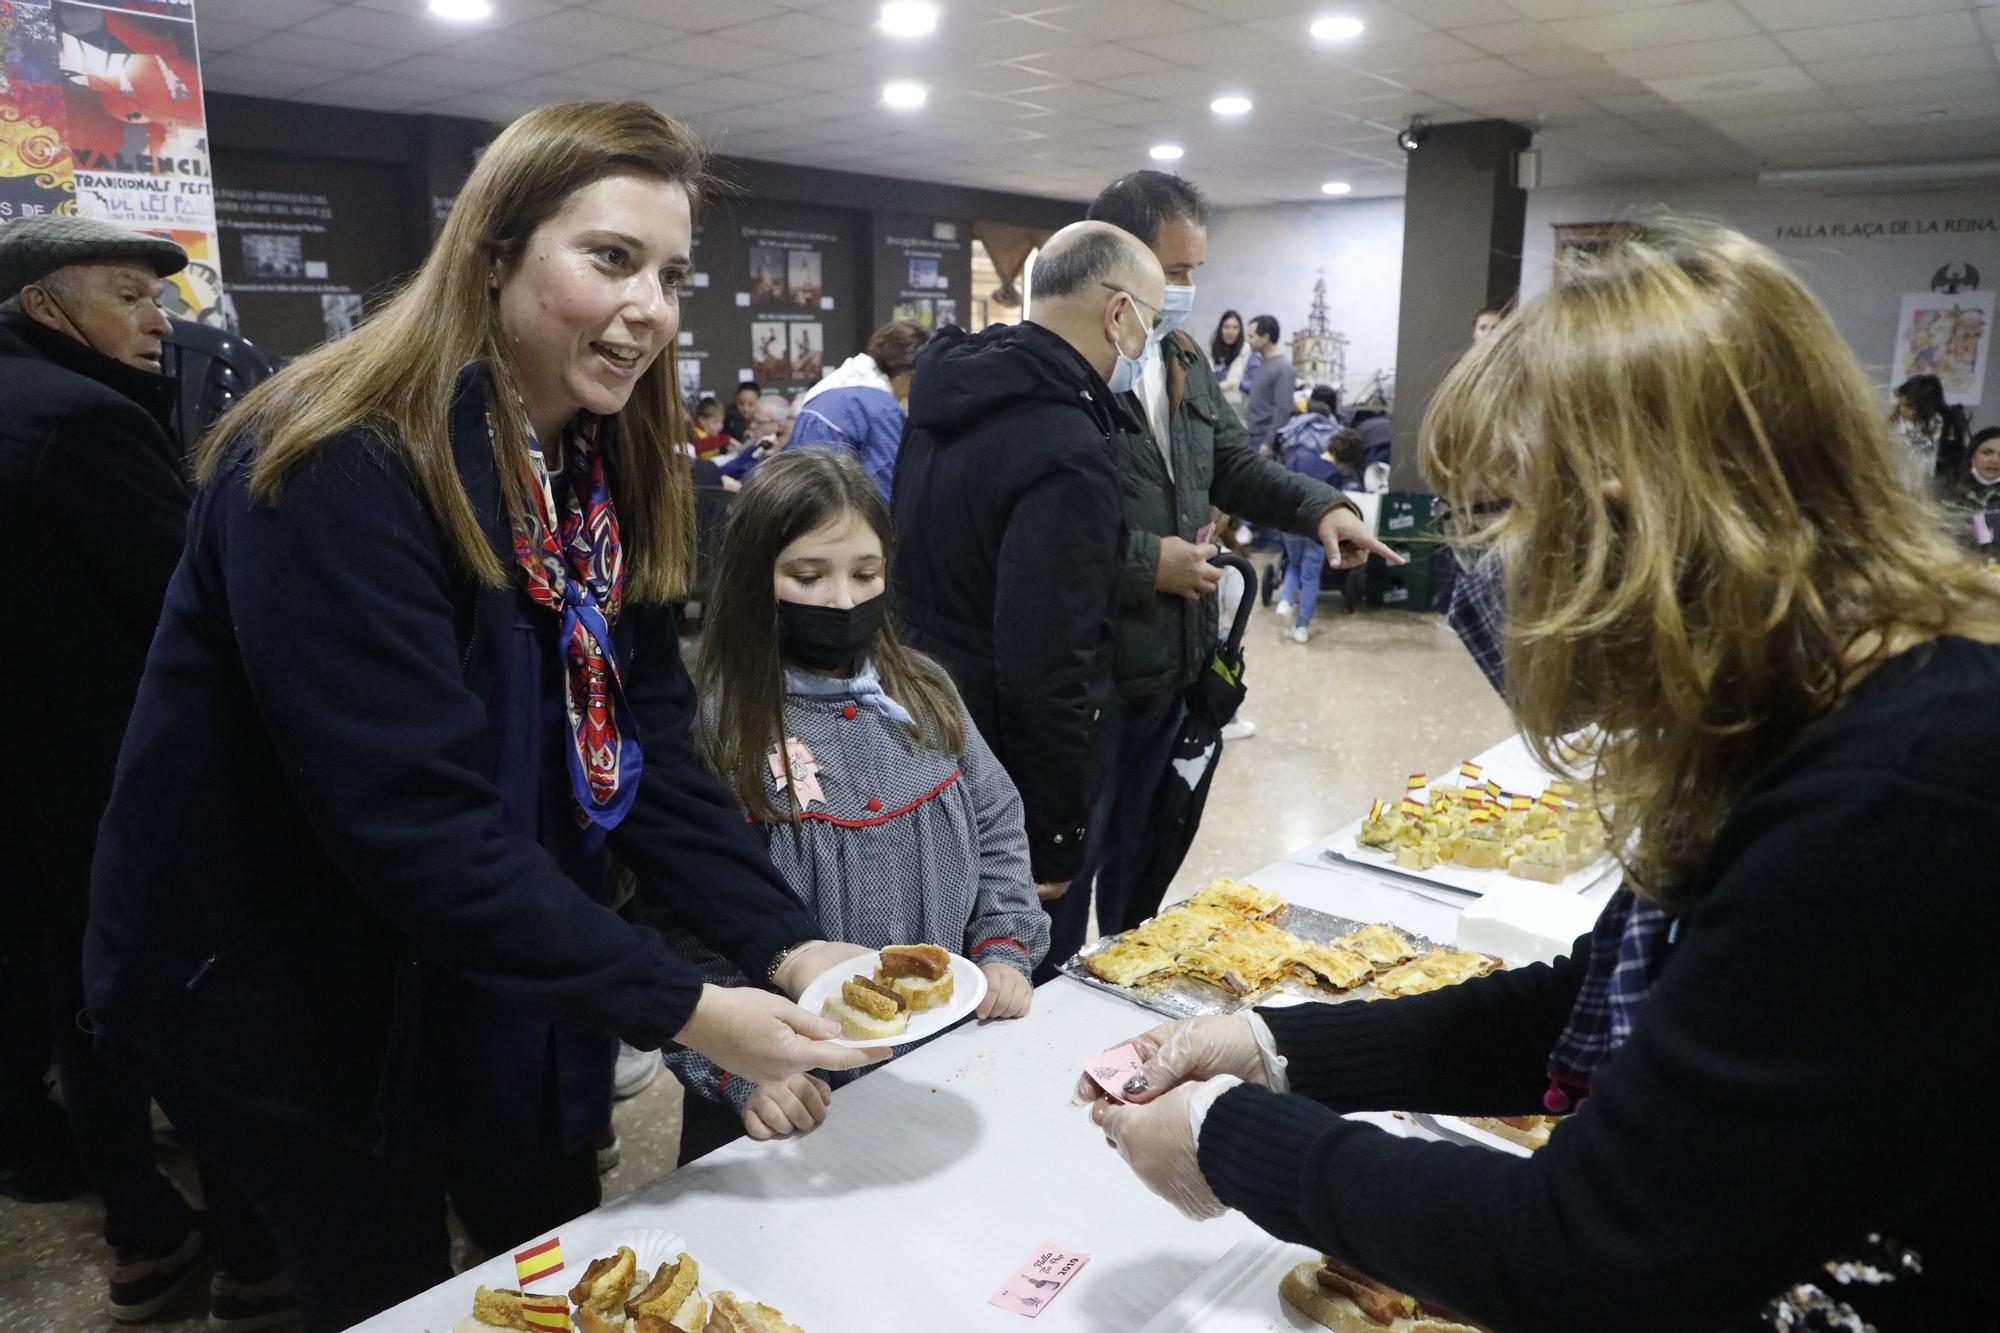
left=1544, top=887, right=1674, bottom=1112
left=510, top=415, right=642, bottom=831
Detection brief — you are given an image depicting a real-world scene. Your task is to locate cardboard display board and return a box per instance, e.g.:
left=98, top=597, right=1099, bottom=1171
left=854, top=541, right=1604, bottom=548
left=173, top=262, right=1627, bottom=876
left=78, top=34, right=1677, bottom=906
left=684, top=199, right=857, bottom=402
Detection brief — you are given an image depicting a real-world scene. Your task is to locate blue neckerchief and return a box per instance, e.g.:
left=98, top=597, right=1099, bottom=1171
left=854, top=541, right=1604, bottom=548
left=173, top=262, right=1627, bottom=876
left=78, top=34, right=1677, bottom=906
left=783, top=659, right=915, bottom=726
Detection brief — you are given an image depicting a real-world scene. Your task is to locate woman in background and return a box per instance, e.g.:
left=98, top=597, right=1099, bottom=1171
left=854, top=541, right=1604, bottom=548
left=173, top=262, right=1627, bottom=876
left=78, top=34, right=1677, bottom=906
left=1210, top=308, right=1252, bottom=413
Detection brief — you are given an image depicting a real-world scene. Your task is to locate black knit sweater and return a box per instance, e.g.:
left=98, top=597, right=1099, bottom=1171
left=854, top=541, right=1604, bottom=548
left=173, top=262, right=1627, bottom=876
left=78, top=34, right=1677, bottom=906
left=1199, top=635, right=2000, bottom=1333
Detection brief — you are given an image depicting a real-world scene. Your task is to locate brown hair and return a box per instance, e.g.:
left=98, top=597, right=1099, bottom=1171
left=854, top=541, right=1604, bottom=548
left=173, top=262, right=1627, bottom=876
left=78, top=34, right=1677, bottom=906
left=865, top=318, right=931, bottom=378
left=697, top=449, right=965, bottom=824
left=1422, top=215, right=2000, bottom=907
left=197, top=100, right=712, bottom=602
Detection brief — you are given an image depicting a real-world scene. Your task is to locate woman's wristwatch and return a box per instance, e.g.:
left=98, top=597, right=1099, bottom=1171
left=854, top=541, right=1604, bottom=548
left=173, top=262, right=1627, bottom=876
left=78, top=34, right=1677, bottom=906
left=764, top=940, right=814, bottom=990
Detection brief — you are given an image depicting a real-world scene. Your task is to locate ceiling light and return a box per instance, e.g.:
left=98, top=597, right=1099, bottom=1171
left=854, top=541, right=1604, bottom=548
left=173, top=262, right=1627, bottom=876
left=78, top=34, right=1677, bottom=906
left=883, top=80, right=928, bottom=109
left=1310, top=15, right=1364, bottom=41
left=428, top=0, right=491, bottom=17
left=879, top=2, right=939, bottom=39
left=1320, top=180, right=1352, bottom=195
left=1211, top=95, right=1252, bottom=116
left=1149, top=144, right=1185, bottom=161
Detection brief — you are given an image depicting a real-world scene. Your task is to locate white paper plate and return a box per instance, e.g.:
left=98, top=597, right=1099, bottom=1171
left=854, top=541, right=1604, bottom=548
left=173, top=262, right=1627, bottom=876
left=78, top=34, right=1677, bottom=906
left=796, top=948, right=985, bottom=1048
left=1416, top=1113, right=1537, bottom=1158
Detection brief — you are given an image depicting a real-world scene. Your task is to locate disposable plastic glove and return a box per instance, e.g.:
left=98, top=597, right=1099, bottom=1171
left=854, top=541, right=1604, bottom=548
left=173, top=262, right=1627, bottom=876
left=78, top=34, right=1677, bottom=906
left=1075, top=1012, right=1287, bottom=1104
left=1090, top=1077, right=1239, bottom=1220
left=741, top=1072, right=833, bottom=1141
left=674, top=984, right=888, bottom=1085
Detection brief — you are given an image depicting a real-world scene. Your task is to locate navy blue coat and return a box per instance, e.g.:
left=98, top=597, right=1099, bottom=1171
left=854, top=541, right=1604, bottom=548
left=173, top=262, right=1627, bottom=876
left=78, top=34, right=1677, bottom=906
left=85, top=367, right=816, bottom=1151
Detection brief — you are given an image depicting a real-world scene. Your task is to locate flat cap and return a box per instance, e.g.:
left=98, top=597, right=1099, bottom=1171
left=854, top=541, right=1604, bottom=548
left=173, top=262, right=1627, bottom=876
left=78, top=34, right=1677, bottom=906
left=0, top=214, right=189, bottom=302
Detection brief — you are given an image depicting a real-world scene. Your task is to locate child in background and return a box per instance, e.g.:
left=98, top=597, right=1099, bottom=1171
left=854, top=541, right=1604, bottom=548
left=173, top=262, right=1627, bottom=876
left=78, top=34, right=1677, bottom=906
left=690, top=395, right=731, bottom=458
left=1941, top=426, right=2000, bottom=561
left=667, top=449, right=1047, bottom=1161
left=1272, top=387, right=1342, bottom=642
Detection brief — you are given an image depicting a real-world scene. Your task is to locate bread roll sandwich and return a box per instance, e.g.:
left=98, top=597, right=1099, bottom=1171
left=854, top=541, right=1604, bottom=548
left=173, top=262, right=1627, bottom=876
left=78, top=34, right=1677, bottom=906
left=702, top=1291, right=804, bottom=1333
left=570, top=1246, right=640, bottom=1333
left=1279, top=1257, right=1488, bottom=1333
left=452, top=1285, right=568, bottom=1332
left=875, top=943, right=954, bottom=1011
left=820, top=975, right=908, bottom=1040
left=628, top=1253, right=706, bottom=1333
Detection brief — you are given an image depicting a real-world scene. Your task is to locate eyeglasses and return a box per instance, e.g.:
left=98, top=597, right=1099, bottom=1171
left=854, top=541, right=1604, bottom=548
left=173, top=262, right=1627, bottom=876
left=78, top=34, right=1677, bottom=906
left=1101, top=282, right=1162, bottom=338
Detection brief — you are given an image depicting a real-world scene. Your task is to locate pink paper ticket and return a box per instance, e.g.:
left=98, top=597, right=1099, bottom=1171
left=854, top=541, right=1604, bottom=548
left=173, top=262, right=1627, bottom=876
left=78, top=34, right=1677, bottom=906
left=1083, top=1042, right=1145, bottom=1103
left=988, top=1242, right=1090, bottom=1317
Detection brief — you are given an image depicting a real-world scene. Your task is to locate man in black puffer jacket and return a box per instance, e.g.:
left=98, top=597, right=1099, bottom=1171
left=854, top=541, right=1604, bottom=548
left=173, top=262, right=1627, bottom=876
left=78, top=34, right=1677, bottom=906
left=894, top=221, right=1166, bottom=979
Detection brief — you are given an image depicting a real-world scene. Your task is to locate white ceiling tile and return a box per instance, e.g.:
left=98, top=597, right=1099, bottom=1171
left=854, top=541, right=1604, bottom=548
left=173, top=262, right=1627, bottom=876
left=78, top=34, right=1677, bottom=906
left=1641, top=62, right=1814, bottom=101
left=1806, top=44, right=1997, bottom=87
left=349, top=0, right=564, bottom=22
left=1981, top=7, right=2000, bottom=44
left=636, top=34, right=794, bottom=72
left=1832, top=74, right=2000, bottom=110
left=1039, top=0, right=1219, bottom=41
left=1773, top=12, right=1982, bottom=64
left=994, top=81, right=1142, bottom=112
left=1851, top=98, right=2000, bottom=129
left=1449, top=20, right=1552, bottom=55
left=1389, top=0, right=1526, bottom=25
left=1737, top=0, right=1969, bottom=30
left=232, top=31, right=407, bottom=73
left=502, top=10, right=677, bottom=52
left=1602, top=34, right=1792, bottom=81
left=1672, top=86, right=1836, bottom=118
left=585, top=0, right=787, bottom=27
left=1560, top=1, right=1757, bottom=54
left=1709, top=108, right=1868, bottom=139
left=636, top=75, right=765, bottom=108
left=1504, top=46, right=1610, bottom=77
left=1401, top=55, right=1556, bottom=92
left=1009, top=44, right=1175, bottom=79
left=434, top=32, right=595, bottom=72
left=1332, top=29, right=1485, bottom=68
left=562, top=54, right=699, bottom=89
left=1124, top=24, right=1283, bottom=64
left=750, top=58, right=878, bottom=92
left=193, top=19, right=276, bottom=54
left=1507, top=0, right=1700, bottom=17
left=706, top=12, right=876, bottom=56
left=932, top=15, right=1074, bottom=61
left=1592, top=91, right=1676, bottom=114
left=196, top=0, right=334, bottom=25
left=377, top=52, right=539, bottom=89
left=292, top=8, right=461, bottom=52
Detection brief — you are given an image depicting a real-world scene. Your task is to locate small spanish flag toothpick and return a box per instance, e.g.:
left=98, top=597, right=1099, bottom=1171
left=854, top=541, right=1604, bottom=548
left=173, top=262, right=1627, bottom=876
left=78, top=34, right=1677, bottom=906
left=515, top=1237, right=565, bottom=1287
left=1485, top=778, right=1504, bottom=801
left=1510, top=793, right=1533, bottom=812
left=1459, top=761, right=1483, bottom=783
left=1369, top=798, right=1386, bottom=821
left=1398, top=797, right=1426, bottom=817
left=521, top=1298, right=570, bottom=1332
left=1406, top=773, right=1427, bottom=793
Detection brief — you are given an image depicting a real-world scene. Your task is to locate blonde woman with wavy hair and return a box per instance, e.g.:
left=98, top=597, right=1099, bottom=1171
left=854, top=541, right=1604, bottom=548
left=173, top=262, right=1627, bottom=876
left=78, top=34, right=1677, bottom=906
left=87, top=101, right=880, bottom=1330
left=1084, top=217, right=2000, bottom=1332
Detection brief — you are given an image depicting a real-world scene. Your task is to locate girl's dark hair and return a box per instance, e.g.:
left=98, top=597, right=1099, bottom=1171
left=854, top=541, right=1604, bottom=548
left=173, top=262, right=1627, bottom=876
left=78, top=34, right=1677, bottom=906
left=866, top=317, right=932, bottom=378
left=696, top=448, right=965, bottom=824
left=1307, top=384, right=1340, bottom=415
left=1210, top=308, right=1243, bottom=367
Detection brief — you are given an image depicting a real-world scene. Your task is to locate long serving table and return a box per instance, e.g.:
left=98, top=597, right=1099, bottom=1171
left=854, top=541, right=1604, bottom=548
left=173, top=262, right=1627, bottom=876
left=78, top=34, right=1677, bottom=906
left=356, top=732, right=1590, bottom=1332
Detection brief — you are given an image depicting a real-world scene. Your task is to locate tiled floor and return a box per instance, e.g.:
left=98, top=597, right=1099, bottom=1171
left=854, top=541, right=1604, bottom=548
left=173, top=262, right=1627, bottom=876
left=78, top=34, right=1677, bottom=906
left=0, top=583, right=1513, bottom=1332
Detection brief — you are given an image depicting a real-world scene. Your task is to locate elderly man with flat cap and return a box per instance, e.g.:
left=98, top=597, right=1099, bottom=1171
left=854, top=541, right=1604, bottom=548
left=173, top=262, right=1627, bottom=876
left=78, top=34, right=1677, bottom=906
left=0, top=215, right=292, bottom=1326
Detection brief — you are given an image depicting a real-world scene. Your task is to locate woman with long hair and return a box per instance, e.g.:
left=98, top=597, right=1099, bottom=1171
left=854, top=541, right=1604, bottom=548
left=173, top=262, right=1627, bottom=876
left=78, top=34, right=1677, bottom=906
left=665, top=448, right=1045, bottom=1161
left=85, top=101, right=879, bottom=1330
left=1210, top=307, right=1252, bottom=411
left=1894, top=371, right=1970, bottom=485
left=1084, top=217, right=2000, bottom=1331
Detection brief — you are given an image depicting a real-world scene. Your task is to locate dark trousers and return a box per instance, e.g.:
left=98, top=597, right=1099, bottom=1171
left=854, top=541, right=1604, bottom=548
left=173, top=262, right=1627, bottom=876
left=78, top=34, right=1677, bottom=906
left=1036, top=690, right=1186, bottom=982
left=43, top=927, right=273, bottom=1273
left=676, top=1084, right=745, bottom=1167
left=152, top=1078, right=598, bottom=1333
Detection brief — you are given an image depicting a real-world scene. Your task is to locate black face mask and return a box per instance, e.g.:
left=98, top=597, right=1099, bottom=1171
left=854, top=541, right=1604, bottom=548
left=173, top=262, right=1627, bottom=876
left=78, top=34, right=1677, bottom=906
left=776, top=596, right=888, bottom=676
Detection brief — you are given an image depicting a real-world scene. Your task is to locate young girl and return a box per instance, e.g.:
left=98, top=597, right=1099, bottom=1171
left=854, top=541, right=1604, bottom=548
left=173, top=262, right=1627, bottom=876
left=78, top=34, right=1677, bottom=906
left=669, top=448, right=1048, bottom=1158
left=1941, top=425, right=2000, bottom=559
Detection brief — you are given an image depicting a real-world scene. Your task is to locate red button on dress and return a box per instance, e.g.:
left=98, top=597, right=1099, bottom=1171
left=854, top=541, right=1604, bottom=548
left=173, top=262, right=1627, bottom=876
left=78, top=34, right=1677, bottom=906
left=866, top=797, right=884, bottom=813
left=842, top=705, right=858, bottom=720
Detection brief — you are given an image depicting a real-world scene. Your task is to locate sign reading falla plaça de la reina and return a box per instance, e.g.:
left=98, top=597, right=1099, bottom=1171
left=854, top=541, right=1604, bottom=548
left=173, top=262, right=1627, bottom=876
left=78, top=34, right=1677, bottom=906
left=1774, top=215, right=1998, bottom=241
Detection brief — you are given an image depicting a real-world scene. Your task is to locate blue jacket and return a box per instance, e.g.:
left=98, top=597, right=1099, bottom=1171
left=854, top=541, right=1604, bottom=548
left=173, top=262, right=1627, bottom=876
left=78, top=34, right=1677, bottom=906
left=85, top=366, right=817, bottom=1152
left=788, top=384, right=907, bottom=505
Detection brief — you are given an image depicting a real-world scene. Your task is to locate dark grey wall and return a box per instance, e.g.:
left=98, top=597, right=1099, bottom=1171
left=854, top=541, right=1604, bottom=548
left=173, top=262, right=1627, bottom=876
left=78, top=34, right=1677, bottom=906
left=1388, top=119, right=1530, bottom=490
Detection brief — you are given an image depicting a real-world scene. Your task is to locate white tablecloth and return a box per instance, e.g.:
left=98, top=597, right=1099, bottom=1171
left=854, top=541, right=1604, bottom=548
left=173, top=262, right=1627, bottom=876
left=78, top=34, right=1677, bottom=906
left=356, top=736, right=1557, bottom=1330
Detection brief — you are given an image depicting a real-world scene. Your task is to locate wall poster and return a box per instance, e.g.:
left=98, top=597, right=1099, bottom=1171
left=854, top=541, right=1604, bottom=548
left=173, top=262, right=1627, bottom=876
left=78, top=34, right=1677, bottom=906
left=873, top=213, right=970, bottom=333
left=1891, top=288, right=1991, bottom=407
left=699, top=201, right=856, bottom=398
left=0, top=0, right=225, bottom=323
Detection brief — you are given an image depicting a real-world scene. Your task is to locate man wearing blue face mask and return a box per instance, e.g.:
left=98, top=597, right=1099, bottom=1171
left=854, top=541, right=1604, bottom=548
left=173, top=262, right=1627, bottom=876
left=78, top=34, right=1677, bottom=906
left=1078, top=172, right=1402, bottom=942
left=895, top=222, right=1168, bottom=980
